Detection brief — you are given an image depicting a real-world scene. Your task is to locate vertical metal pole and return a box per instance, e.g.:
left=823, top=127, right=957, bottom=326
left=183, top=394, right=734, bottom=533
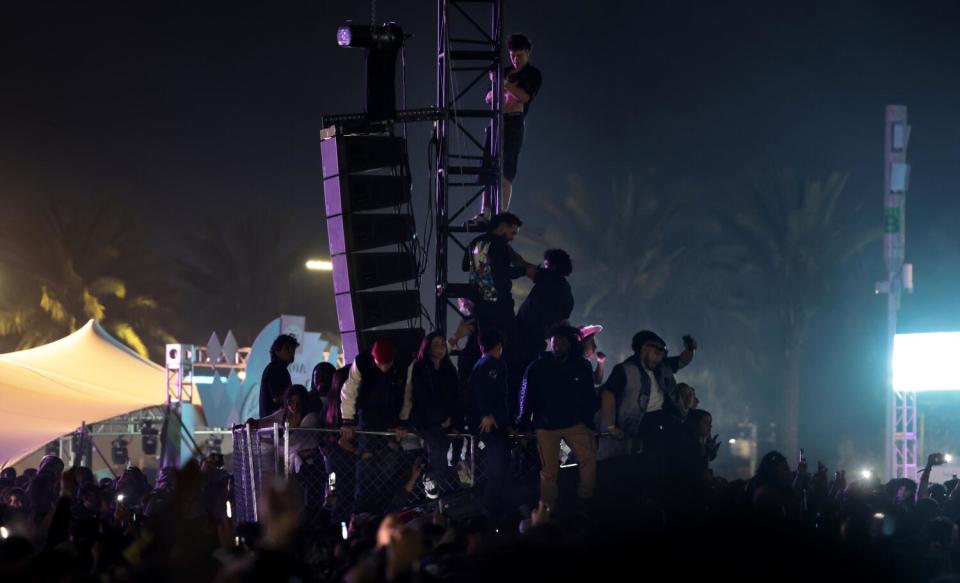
left=77, top=422, right=87, bottom=468
left=916, top=401, right=923, bottom=473
left=435, top=0, right=449, bottom=336
left=245, top=424, right=258, bottom=523
left=490, top=0, right=507, bottom=213
left=886, top=293, right=897, bottom=478
left=491, top=0, right=503, bottom=214
left=272, top=423, right=281, bottom=476
left=882, top=105, right=909, bottom=480
left=283, top=421, right=290, bottom=478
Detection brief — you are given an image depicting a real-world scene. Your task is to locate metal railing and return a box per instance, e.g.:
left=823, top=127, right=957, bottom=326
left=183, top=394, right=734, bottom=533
left=230, top=424, right=554, bottom=523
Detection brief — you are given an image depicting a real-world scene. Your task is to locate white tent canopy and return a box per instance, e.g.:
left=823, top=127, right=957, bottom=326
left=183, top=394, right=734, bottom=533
left=0, top=320, right=177, bottom=467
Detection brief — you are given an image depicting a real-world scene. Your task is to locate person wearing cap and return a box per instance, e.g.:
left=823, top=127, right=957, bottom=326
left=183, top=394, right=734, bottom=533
left=339, top=339, right=413, bottom=440
left=339, top=339, right=414, bottom=512
left=259, top=334, right=299, bottom=417
left=517, top=325, right=599, bottom=512
left=599, top=330, right=697, bottom=463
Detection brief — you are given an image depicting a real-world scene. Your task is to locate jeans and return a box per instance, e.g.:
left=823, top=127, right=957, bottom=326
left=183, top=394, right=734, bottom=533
left=479, top=430, right=512, bottom=517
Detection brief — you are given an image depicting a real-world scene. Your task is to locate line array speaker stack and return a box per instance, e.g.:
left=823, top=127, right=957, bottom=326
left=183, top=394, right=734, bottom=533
left=321, top=134, right=424, bottom=363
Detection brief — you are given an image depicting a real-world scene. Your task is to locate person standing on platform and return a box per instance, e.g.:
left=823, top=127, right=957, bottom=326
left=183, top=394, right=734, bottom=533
left=599, top=331, right=697, bottom=462
left=467, top=329, right=514, bottom=518
left=409, top=332, right=464, bottom=500
left=579, top=324, right=607, bottom=387
left=310, top=361, right=337, bottom=416
left=517, top=325, right=598, bottom=512
left=516, top=248, right=574, bottom=368
left=475, top=33, right=543, bottom=221
left=339, top=339, right=413, bottom=513
left=462, top=212, right=536, bottom=363
left=259, top=334, right=298, bottom=417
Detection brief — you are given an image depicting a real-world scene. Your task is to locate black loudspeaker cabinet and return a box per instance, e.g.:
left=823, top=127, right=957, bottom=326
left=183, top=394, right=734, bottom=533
left=340, top=328, right=425, bottom=364
left=332, top=252, right=417, bottom=294
left=335, top=290, right=420, bottom=331
left=321, top=135, right=406, bottom=178
left=323, top=174, right=411, bottom=216
left=326, top=214, right=414, bottom=255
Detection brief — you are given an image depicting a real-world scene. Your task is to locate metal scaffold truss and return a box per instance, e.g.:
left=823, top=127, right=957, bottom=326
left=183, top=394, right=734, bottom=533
left=434, top=0, right=504, bottom=334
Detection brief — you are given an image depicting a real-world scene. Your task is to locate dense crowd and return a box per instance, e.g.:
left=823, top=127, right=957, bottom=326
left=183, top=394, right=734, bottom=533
left=3, top=449, right=960, bottom=581
left=2, top=210, right=959, bottom=581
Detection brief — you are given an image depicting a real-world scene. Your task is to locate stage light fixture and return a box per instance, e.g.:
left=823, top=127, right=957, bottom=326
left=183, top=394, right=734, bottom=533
left=336, top=22, right=405, bottom=49
left=860, top=469, right=873, bottom=480
left=111, top=437, right=130, bottom=466
left=141, top=420, right=159, bottom=456
left=334, top=21, right=408, bottom=120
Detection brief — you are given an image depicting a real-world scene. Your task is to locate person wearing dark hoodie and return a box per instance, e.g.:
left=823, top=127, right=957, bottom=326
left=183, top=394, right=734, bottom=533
left=516, top=248, right=574, bottom=366
left=467, top=328, right=514, bottom=517
left=517, top=325, right=598, bottom=512
left=409, top=332, right=463, bottom=500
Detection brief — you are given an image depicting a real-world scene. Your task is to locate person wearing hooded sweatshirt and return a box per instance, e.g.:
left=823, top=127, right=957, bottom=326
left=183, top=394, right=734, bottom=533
left=517, top=325, right=598, bottom=511
left=467, top=328, right=514, bottom=517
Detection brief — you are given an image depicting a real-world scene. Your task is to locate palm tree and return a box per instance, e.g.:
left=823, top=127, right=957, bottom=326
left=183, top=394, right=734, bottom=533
left=175, top=212, right=338, bottom=345
left=515, top=172, right=691, bottom=361
left=0, top=197, right=176, bottom=359
left=715, top=170, right=879, bottom=456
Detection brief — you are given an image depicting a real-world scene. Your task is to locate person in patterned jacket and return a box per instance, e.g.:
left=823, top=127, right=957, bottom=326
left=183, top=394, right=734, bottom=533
left=461, top=212, right=537, bottom=367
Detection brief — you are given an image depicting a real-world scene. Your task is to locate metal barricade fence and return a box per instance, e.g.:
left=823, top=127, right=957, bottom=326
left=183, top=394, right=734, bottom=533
left=231, top=424, right=283, bottom=523
left=230, top=425, right=591, bottom=524
left=286, top=428, right=486, bottom=522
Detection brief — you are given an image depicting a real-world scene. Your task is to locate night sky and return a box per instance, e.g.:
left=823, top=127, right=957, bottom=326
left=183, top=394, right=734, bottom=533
left=4, top=0, right=960, bottom=468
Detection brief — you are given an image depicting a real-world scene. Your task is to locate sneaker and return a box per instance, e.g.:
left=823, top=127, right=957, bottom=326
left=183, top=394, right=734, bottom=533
left=423, top=475, right=440, bottom=500
left=456, top=461, right=473, bottom=486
